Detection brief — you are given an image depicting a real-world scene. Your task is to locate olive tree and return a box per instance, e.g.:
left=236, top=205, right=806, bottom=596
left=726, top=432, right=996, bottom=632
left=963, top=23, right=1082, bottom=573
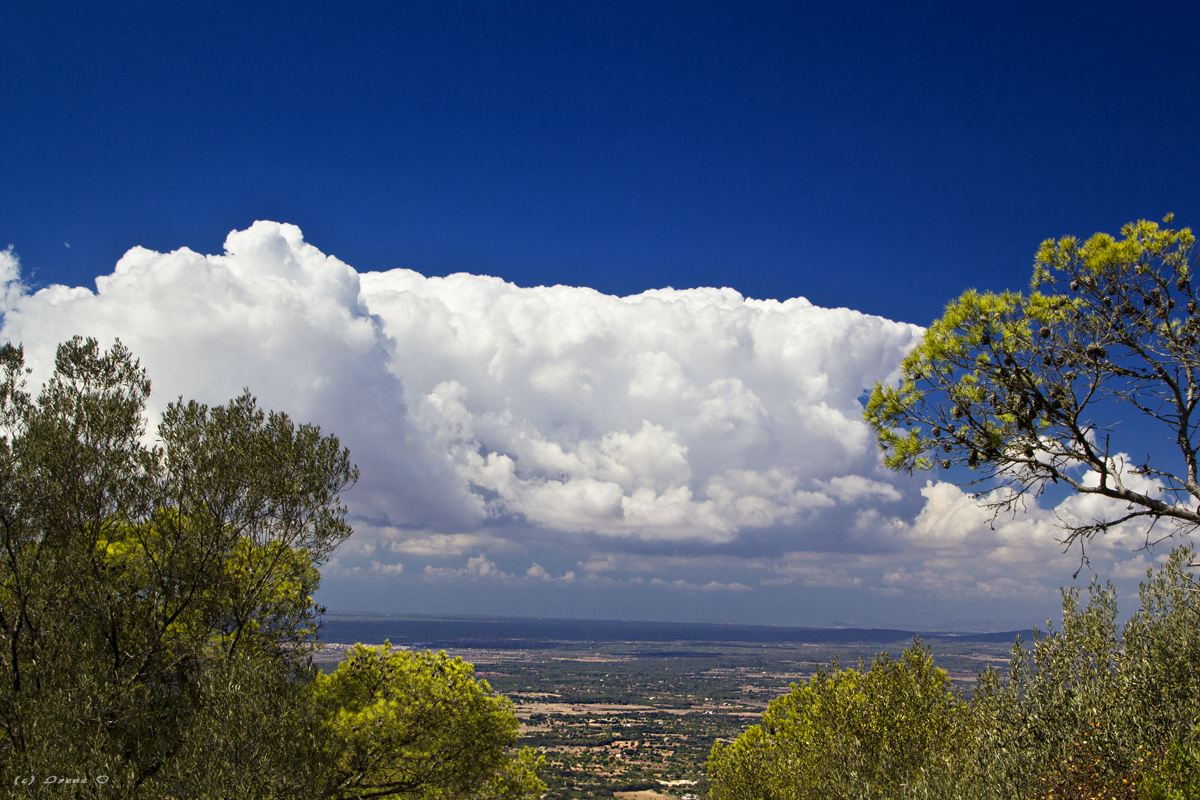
left=708, top=550, right=1200, bottom=800
left=866, top=216, right=1200, bottom=547
left=958, top=546, right=1200, bottom=800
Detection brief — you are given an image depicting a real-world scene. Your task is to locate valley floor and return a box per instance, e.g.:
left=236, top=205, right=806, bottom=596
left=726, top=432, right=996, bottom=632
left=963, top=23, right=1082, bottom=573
left=316, top=636, right=1017, bottom=799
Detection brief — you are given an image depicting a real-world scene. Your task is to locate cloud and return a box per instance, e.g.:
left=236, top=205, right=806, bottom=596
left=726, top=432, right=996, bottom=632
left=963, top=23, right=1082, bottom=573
left=527, top=563, right=576, bottom=582
left=385, top=533, right=511, bottom=557
left=649, top=578, right=752, bottom=592
left=0, top=224, right=476, bottom=532
left=815, top=475, right=903, bottom=503
left=0, top=247, right=23, bottom=307
left=761, top=554, right=867, bottom=588
left=0, top=221, right=919, bottom=549
left=858, top=457, right=1185, bottom=598
left=424, top=555, right=508, bottom=580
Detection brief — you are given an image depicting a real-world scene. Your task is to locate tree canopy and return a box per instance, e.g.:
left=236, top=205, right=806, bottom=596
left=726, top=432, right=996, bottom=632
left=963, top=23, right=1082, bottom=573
left=0, top=337, right=542, bottom=799
left=866, top=216, right=1200, bottom=546
left=707, top=640, right=964, bottom=800
left=311, top=643, right=542, bottom=800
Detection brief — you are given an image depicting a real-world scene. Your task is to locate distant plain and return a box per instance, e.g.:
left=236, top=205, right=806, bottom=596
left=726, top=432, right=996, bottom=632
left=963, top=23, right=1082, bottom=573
left=316, top=616, right=1027, bottom=799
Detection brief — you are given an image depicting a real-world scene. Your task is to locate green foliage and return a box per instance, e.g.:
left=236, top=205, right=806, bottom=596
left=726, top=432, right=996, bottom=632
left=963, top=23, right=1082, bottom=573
left=709, top=546, right=1200, bottom=800
left=931, top=545, right=1199, bottom=799
left=0, top=338, right=542, bottom=799
left=0, top=337, right=354, bottom=793
left=481, top=746, right=548, bottom=800
left=964, top=580, right=1144, bottom=799
left=865, top=216, right=1200, bottom=544
left=1139, top=732, right=1200, bottom=800
left=707, top=639, right=965, bottom=799
left=310, top=642, right=544, bottom=800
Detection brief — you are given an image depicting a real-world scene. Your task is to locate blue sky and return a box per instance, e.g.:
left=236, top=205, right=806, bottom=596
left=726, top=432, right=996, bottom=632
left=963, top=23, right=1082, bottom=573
left=3, top=1, right=1198, bottom=628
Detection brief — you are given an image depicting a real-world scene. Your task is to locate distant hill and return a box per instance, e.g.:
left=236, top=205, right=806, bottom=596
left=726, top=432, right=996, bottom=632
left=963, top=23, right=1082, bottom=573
left=936, top=629, right=1037, bottom=643
left=318, top=614, right=1033, bottom=648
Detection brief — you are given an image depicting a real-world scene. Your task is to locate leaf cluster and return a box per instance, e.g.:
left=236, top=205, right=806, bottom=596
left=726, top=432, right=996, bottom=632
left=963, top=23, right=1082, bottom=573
left=310, top=643, right=545, bottom=800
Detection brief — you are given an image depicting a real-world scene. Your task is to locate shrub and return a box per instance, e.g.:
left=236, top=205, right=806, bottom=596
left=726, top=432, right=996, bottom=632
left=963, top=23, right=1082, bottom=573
left=709, top=545, right=1200, bottom=800
left=958, top=546, right=1200, bottom=800
left=707, top=639, right=966, bottom=799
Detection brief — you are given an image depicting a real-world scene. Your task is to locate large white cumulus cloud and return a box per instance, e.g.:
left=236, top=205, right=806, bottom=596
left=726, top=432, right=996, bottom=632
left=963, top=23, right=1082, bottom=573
left=363, top=267, right=919, bottom=540
left=0, top=221, right=920, bottom=545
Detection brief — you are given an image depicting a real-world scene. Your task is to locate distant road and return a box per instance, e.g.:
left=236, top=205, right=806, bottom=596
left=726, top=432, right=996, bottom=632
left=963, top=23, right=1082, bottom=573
left=318, top=614, right=1032, bottom=648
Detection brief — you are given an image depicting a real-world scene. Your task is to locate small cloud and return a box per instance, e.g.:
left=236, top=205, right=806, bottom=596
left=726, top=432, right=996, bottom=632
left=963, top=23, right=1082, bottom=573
left=63, top=242, right=71, bottom=249
left=322, top=557, right=362, bottom=576
left=390, top=533, right=508, bottom=557
left=526, top=563, right=578, bottom=582
left=465, top=555, right=504, bottom=577
left=649, top=577, right=752, bottom=592
left=369, top=560, right=404, bottom=575
left=336, top=539, right=377, bottom=557
left=1109, top=555, right=1152, bottom=580
left=702, top=580, right=751, bottom=591
left=651, top=578, right=691, bottom=589
left=765, top=555, right=865, bottom=588
left=424, top=554, right=509, bottom=580
left=579, top=552, right=659, bottom=574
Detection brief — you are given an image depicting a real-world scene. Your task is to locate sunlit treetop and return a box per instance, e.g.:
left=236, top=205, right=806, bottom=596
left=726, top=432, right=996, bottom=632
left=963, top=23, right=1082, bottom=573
left=866, top=216, right=1200, bottom=548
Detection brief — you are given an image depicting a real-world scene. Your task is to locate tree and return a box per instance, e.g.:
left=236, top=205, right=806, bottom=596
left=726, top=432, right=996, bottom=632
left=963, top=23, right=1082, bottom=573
left=0, top=337, right=542, bottom=799
left=0, top=336, right=356, bottom=794
left=706, top=640, right=965, bottom=800
left=866, top=216, right=1200, bottom=547
left=310, top=643, right=545, bottom=800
